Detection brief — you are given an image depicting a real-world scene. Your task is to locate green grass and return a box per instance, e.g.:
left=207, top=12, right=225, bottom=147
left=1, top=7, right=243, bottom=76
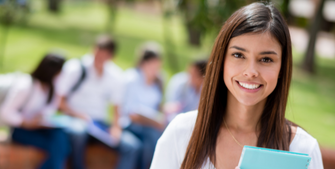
left=0, top=0, right=334, bottom=148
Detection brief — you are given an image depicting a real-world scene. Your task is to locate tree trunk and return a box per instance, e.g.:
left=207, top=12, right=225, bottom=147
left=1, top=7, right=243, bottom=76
left=161, top=1, right=179, bottom=73
left=105, top=0, right=118, bottom=33
left=302, top=0, right=325, bottom=73
left=187, top=25, right=201, bottom=46
left=0, top=25, right=9, bottom=69
left=48, top=0, right=61, bottom=13
left=282, top=0, right=292, bottom=23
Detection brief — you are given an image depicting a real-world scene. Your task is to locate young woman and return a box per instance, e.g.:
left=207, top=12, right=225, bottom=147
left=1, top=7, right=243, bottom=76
left=121, top=48, right=164, bottom=169
left=151, top=2, right=323, bottom=169
left=0, top=53, right=70, bottom=169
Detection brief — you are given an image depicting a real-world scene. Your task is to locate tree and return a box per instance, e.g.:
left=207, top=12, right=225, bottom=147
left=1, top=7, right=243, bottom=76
left=48, top=0, right=62, bottom=13
left=105, top=0, right=118, bottom=33
left=0, top=0, right=30, bottom=69
left=302, top=0, right=326, bottom=73
left=178, top=0, right=247, bottom=46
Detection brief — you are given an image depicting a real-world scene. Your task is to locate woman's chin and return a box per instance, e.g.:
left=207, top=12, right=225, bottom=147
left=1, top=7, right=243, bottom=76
left=237, top=98, right=264, bottom=107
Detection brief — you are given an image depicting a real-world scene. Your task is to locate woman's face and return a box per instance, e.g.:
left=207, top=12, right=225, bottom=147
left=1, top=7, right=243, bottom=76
left=223, top=32, right=282, bottom=106
left=142, top=58, right=162, bottom=79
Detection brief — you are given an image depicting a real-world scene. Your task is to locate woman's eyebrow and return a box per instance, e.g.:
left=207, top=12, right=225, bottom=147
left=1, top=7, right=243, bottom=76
left=260, top=51, right=278, bottom=55
left=229, top=46, right=248, bottom=52
left=229, top=46, right=278, bottom=55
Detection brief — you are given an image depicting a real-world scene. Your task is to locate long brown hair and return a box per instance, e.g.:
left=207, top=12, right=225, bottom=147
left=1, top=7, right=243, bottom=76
left=31, top=53, right=65, bottom=104
left=181, top=2, right=293, bottom=168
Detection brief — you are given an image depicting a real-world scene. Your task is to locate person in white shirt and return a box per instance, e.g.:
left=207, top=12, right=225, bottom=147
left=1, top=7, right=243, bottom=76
left=151, top=2, right=324, bottom=169
left=121, top=47, right=164, bottom=169
left=164, top=59, right=207, bottom=122
left=0, top=53, right=70, bottom=169
left=57, top=36, right=141, bottom=169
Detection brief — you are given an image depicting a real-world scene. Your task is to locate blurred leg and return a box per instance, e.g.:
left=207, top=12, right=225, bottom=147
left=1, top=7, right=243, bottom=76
left=40, top=128, right=70, bottom=169
left=12, top=128, right=70, bottom=169
left=67, top=129, right=89, bottom=169
left=141, top=126, right=161, bottom=169
left=92, top=121, right=142, bottom=169
left=115, top=131, right=142, bottom=169
left=125, top=123, right=162, bottom=169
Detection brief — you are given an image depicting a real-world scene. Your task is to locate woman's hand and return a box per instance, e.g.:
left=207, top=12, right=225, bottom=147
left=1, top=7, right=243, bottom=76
left=109, top=125, right=122, bottom=140
left=130, top=114, right=166, bottom=131
left=21, top=114, right=43, bottom=130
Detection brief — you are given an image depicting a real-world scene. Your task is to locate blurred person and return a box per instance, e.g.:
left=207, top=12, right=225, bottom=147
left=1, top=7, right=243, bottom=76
left=120, top=44, right=164, bottom=169
left=151, top=2, right=323, bottom=169
left=57, top=35, right=141, bottom=169
left=0, top=53, right=69, bottom=169
left=164, top=59, right=207, bottom=122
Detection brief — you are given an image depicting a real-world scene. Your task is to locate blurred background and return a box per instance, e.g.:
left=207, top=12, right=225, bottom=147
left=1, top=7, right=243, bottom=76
left=0, top=0, right=334, bottom=168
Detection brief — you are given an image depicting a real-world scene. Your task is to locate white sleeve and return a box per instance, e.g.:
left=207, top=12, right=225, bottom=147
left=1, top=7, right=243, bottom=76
left=109, top=74, right=124, bottom=106
left=0, top=81, right=30, bottom=127
left=309, top=141, right=324, bottom=169
left=150, top=115, right=181, bottom=169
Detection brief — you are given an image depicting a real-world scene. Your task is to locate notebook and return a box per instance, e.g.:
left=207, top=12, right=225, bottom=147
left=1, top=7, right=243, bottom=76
left=238, top=146, right=311, bottom=169
left=42, top=115, right=119, bottom=147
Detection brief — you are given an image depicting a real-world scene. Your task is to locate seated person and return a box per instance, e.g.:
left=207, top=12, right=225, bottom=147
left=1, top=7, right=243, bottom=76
left=0, top=53, right=70, bottom=169
left=57, top=35, right=141, bottom=169
left=164, top=59, right=207, bottom=122
left=120, top=43, right=164, bottom=169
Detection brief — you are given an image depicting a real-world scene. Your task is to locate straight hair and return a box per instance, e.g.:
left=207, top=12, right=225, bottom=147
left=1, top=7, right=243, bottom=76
left=181, top=2, right=293, bottom=168
left=31, top=53, right=65, bottom=104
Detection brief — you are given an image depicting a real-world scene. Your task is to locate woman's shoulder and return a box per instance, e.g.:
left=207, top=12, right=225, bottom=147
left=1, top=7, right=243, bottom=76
left=290, top=127, right=324, bottom=168
left=151, top=110, right=198, bottom=168
left=168, top=110, right=198, bottom=132
left=159, top=110, right=198, bottom=149
left=290, top=126, right=319, bottom=154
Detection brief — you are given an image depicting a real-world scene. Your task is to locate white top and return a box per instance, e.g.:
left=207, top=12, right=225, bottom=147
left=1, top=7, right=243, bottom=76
left=57, top=55, right=124, bottom=121
left=0, top=75, right=59, bottom=127
left=151, top=111, right=324, bottom=169
left=119, top=68, right=162, bottom=128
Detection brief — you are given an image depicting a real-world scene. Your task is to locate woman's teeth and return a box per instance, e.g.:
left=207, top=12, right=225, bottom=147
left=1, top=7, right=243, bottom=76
left=238, top=81, right=261, bottom=89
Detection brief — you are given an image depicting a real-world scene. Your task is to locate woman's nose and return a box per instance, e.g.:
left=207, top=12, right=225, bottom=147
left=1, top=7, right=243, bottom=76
left=243, top=61, right=259, bottom=78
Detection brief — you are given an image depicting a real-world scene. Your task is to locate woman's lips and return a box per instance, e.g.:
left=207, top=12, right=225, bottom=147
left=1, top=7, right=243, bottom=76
left=236, top=80, right=263, bottom=93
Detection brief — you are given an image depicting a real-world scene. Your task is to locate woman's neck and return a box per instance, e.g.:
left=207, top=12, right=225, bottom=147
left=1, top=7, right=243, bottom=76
left=224, top=91, right=266, bottom=133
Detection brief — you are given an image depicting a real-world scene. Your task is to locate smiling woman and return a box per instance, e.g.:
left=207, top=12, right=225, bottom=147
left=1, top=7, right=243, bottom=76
left=150, top=2, right=323, bottom=169
left=224, top=33, right=282, bottom=106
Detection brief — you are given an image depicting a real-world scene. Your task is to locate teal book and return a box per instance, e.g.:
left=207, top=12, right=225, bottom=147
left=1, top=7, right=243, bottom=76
left=238, top=146, right=311, bottom=169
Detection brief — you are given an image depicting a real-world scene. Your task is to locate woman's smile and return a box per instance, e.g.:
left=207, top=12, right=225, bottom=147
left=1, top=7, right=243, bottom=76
left=235, top=80, right=263, bottom=93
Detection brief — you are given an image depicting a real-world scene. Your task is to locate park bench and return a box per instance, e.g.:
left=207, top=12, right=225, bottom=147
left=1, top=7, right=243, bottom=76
left=0, top=135, right=334, bottom=169
left=0, top=142, right=119, bottom=169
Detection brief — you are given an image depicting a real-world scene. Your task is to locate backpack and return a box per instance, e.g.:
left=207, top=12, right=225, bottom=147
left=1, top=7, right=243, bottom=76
left=66, top=60, right=87, bottom=98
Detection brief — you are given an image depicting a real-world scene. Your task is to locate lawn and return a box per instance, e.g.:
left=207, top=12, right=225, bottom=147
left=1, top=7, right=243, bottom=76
left=0, top=0, right=334, bottom=148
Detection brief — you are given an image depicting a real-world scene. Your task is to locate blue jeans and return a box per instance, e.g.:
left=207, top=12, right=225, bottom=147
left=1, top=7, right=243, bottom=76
left=125, top=123, right=162, bottom=169
left=11, top=128, right=70, bottom=169
left=68, top=121, right=141, bottom=169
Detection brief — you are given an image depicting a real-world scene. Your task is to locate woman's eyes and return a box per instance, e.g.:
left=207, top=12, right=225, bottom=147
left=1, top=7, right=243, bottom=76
left=260, top=57, right=273, bottom=63
left=232, top=53, right=244, bottom=58
left=232, top=53, right=273, bottom=63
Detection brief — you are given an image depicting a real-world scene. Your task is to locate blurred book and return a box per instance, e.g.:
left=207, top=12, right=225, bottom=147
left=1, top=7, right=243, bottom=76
left=43, top=115, right=119, bottom=147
